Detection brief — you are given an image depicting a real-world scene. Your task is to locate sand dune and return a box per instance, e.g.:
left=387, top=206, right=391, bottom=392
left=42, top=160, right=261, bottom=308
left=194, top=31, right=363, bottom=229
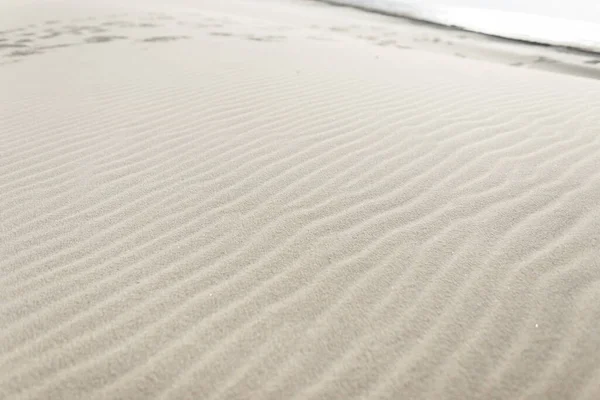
left=1, top=0, right=600, bottom=399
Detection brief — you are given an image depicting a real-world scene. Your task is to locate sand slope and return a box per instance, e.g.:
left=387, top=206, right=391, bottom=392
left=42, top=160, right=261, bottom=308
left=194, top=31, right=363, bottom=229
left=1, top=1, right=600, bottom=399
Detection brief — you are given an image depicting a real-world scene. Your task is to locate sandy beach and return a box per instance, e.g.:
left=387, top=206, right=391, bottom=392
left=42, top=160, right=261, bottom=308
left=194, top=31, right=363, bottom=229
left=1, top=0, right=600, bottom=399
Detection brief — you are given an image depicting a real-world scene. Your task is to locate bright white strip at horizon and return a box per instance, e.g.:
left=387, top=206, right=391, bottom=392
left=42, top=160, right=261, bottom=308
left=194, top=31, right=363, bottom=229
left=320, top=0, right=600, bottom=52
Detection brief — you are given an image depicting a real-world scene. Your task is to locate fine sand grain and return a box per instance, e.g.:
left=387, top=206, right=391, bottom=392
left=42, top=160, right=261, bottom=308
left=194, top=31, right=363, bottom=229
left=1, top=0, right=600, bottom=399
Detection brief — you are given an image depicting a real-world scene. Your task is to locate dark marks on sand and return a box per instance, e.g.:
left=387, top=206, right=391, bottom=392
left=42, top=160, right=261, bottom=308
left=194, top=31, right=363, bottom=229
left=39, top=31, right=62, bottom=39
left=38, top=43, right=74, bottom=50
left=85, top=35, right=128, bottom=43
left=67, top=25, right=107, bottom=35
left=7, top=48, right=43, bottom=57
left=0, top=43, right=29, bottom=49
left=329, top=26, right=350, bottom=32
left=141, top=35, right=190, bottom=43
left=533, top=56, right=557, bottom=64
left=0, top=59, right=23, bottom=66
left=245, top=35, right=285, bottom=42
left=377, top=39, right=396, bottom=47
left=0, top=12, right=292, bottom=63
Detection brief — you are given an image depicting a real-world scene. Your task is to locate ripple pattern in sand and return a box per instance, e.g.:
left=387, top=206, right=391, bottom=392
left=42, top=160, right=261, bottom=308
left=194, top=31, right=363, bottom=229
left=1, top=4, right=600, bottom=400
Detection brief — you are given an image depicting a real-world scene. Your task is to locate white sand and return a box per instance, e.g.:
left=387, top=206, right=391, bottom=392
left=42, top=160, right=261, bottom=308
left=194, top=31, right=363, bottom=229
left=1, top=0, right=600, bottom=399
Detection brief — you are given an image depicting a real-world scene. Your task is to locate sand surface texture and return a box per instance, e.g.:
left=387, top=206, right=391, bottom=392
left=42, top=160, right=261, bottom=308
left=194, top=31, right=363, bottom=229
left=1, top=1, right=600, bottom=399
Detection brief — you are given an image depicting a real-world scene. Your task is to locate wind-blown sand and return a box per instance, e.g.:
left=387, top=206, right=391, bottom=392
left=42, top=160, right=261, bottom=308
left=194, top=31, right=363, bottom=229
left=1, top=0, right=600, bottom=399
